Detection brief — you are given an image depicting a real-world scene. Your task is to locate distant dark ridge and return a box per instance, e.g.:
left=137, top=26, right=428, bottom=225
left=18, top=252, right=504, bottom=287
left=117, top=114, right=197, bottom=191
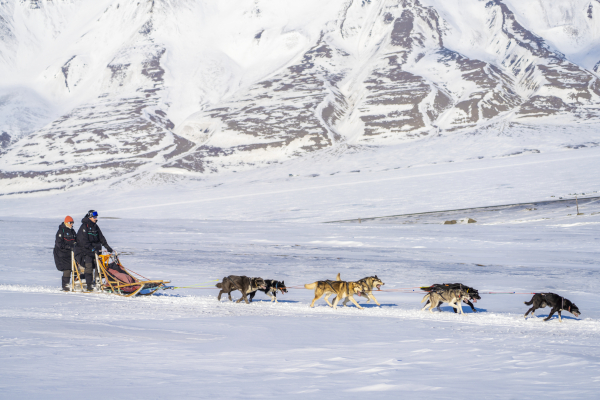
left=324, top=196, right=600, bottom=223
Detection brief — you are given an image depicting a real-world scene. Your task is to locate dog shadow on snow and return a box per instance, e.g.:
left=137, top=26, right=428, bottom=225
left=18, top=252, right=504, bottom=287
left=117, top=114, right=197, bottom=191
left=436, top=306, right=488, bottom=313
left=529, top=314, right=579, bottom=321
left=317, top=303, right=398, bottom=309
left=250, top=299, right=301, bottom=304
left=359, top=303, right=397, bottom=308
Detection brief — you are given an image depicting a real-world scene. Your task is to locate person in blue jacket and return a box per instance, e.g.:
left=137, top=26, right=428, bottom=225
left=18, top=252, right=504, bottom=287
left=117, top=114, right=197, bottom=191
left=75, top=210, right=113, bottom=291
left=53, top=216, right=77, bottom=291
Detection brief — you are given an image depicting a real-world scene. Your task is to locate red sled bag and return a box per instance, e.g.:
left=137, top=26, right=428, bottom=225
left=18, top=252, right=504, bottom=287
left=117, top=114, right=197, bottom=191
left=106, top=262, right=140, bottom=293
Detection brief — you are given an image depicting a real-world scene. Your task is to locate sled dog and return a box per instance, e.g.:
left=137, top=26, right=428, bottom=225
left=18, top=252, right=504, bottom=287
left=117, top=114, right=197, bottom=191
left=421, top=288, right=471, bottom=314
left=335, top=273, right=384, bottom=307
left=304, top=279, right=364, bottom=309
left=248, top=279, right=288, bottom=303
left=524, top=293, right=580, bottom=322
left=420, top=283, right=481, bottom=313
left=216, top=275, right=266, bottom=304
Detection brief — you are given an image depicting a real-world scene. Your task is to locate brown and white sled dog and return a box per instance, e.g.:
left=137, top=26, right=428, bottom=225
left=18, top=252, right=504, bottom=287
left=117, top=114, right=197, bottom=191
left=304, top=279, right=365, bottom=309
left=421, top=288, right=470, bottom=314
left=335, top=273, right=384, bottom=307
left=216, top=275, right=266, bottom=304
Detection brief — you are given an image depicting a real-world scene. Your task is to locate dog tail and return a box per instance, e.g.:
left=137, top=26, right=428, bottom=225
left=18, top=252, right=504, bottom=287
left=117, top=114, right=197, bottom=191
left=304, top=282, right=317, bottom=290
left=524, top=299, right=533, bottom=305
left=336, top=273, right=341, bottom=281
left=216, top=283, right=222, bottom=289
left=421, top=293, right=430, bottom=303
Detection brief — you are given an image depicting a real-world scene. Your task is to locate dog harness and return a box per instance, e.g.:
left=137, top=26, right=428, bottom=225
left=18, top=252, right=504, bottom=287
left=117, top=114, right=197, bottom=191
left=317, top=280, right=339, bottom=293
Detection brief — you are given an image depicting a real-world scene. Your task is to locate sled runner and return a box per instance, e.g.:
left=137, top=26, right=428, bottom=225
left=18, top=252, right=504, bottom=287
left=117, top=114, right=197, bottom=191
left=70, top=252, right=170, bottom=297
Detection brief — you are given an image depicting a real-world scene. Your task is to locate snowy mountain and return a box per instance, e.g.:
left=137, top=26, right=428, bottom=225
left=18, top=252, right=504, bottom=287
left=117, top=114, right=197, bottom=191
left=1, top=0, right=600, bottom=195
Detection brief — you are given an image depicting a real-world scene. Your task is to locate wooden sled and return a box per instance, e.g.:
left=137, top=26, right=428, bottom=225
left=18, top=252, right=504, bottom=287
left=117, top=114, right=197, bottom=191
left=70, top=252, right=169, bottom=297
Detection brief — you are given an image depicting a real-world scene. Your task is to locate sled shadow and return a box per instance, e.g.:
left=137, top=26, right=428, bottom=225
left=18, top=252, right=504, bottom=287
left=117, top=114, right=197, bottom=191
left=152, top=292, right=185, bottom=298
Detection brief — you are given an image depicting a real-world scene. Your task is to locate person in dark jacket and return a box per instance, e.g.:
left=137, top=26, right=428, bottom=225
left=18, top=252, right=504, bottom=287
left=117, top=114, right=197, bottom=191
left=54, top=216, right=77, bottom=291
left=75, top=210, right=114, bottom=291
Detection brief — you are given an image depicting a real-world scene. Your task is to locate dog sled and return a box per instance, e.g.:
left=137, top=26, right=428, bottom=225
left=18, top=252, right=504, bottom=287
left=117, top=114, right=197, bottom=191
left=70, top=252, right=170, bottom=297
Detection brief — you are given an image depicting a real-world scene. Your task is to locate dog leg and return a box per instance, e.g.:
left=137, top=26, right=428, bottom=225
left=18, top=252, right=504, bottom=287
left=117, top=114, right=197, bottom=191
left=421, top=294, right=431, bottom=311
left=217, top=290, right=224, bottom=301
left=348, top=295, right=364, bottom=310
left=310, top=294, right=322, bottom=308
left=429, top=300, right=438, bottom=313
left=544, top=307, right=558, bottom=321
left=558, top=310, right=562, bottom=323
left=466, top=300, right=477, bottom=313
left=421, top=300, right=430, bottom=311
left=325, top=294, right=336, bottom=308
left=448, top=300, right=462, bottom=314
left=447, top=300, right=457, bottom=313
left=228, top=291, right=232, bottom=301
left=456, top=300, right=464, bottom=315
left=368, top=293, right=381, bottom=307
left=524, top=307, right=535, bottom=318
left=332, top=296, right=340, bottom=310
left=236, top=290, right=249, bottom=304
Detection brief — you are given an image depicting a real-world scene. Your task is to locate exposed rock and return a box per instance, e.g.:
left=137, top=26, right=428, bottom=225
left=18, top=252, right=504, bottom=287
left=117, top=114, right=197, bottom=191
left=2, top=0, right=600, bottom=192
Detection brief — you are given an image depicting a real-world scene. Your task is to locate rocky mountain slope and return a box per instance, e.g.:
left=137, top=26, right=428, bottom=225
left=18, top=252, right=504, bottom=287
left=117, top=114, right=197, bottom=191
left=1, top=0, right=600, bottom=195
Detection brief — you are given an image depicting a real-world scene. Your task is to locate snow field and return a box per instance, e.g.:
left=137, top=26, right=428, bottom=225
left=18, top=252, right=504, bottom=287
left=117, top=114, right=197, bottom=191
left=1, top=211, right=600, bottom=398
left=2, top=143, right=600, bottom=221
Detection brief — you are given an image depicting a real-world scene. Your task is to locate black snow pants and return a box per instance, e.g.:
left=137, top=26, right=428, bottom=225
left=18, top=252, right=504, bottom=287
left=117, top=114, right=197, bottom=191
left=62, top=270, right=71, bottom=289
left=85, top=262, right=95, bottom=289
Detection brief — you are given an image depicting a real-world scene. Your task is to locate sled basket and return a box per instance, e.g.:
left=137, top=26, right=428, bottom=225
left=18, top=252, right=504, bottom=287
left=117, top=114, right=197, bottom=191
left=95, top=254, right=169, bottom=297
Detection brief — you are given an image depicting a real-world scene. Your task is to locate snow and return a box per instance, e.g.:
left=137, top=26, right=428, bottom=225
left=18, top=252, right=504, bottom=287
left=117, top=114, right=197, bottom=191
left=2, top=147, right=600, bottom=398
left=2, top=0, right=600, bottom=397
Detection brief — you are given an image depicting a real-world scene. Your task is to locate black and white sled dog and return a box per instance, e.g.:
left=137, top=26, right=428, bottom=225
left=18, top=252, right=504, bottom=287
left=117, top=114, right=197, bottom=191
left=421, top=283, right=481, bottom=313
left=248, top=279, right=288, bottom=303
left=524, top=293, right=581, bottom=322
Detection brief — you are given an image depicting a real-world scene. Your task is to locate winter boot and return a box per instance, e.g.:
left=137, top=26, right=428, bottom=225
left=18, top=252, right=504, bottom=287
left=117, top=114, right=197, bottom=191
left=61, top=276, right=71, bottom=292
left=85, top=273, right=94, bottom=291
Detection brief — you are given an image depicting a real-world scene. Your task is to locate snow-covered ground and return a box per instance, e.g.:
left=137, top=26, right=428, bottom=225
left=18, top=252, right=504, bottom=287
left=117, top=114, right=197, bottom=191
left=2, top=0, right=600, bottom=397
left=2, top=151, right=600, bottom=397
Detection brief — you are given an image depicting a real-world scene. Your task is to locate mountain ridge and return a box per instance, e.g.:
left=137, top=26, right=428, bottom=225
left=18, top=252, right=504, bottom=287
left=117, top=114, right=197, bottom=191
left=1, top=0, right=600, bottom=194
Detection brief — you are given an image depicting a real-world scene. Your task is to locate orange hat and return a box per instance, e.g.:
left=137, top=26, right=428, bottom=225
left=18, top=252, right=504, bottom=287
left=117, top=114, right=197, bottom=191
left=64, top=216, right=74, bottom=223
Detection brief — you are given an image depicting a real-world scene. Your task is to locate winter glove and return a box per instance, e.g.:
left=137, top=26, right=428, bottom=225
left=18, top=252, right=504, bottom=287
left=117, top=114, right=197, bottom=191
left=105, top=245, right=113, bottom=253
